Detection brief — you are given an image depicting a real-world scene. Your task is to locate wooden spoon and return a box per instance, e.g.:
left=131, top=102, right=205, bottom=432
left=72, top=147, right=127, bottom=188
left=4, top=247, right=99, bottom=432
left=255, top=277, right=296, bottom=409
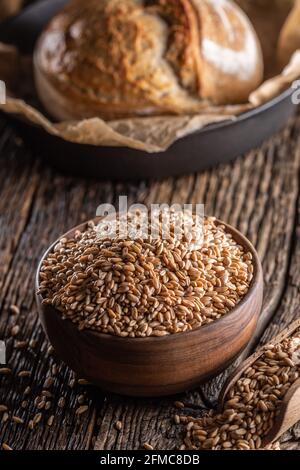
left=218, top=318, right=300, bottom=448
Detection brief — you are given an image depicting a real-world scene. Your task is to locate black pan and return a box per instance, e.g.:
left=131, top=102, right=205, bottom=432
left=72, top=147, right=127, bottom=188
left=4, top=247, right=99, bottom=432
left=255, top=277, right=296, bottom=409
left=0, top=0, right=297, bottom=181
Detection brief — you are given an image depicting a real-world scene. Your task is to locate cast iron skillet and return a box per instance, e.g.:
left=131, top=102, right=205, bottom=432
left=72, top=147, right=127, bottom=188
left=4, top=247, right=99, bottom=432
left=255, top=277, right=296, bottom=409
left=0, top=0, right=297, bottom=181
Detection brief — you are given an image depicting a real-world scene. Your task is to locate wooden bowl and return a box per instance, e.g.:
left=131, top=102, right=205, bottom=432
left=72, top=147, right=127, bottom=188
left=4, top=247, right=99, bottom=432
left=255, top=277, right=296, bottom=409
left=35, top=218, right=263, bottom=397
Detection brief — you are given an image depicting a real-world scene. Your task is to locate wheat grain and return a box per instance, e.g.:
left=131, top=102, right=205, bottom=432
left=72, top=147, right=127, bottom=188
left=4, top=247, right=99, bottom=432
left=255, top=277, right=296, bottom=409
left=2, top=443, right=13, bottom=450
left=29, top=339, right=37, bottom=349
left=9, top=305, right=20, bottom=316
left=115, top=420, right=123, bottom=431
left=68, top=378, right=76, bottom=388
left=11, top=325, right=20, bottom=337
left=14, top=340, right=28, bottom=350
left=43, top=377, right=54, bottom=388
left=174, top=401, right=185, bottom=409
left=77, top=395, right=85, bottom=405
left=78, top=379, right=91, bottom=385
left=47, top=415, right=54, bottom=426
left=28, top=419, right=34, bottom=430
left=38, top=216, right=253, bottom=338
left=143, top=442, right=154, bottom=450
left=76, top=405, right=89, bottom=415
left=12, top=416, right=24, bottom=424
left=18, top=370, right=31, bottom=378
left=33, top=413, right=42, bottom=425
left=58, top=397, right=65, bottom=408
left=178, top=327, right=300, bottom=450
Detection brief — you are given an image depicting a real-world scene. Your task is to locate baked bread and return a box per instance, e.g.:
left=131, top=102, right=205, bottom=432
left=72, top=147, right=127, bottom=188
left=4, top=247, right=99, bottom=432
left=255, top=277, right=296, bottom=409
left=34, top=0, right=264, bottom=121
left=278, top=0, right=300, bottom=69
left=0, top=0, right=23, bottom=22
left=236, top=0, right=294, bottom=76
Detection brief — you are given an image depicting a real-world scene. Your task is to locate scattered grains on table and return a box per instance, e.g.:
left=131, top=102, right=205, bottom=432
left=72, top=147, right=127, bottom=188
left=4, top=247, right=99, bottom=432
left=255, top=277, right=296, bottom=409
left=143, top=442, right=154, bottom=450
left=14, top=340, right=28, bottom=350
left=43, top=377, right=54, bottom=388
left=77, top=379, right=91, bottom=385
left=2, top=443, right=13, bottom=450
left=176, top=328, right=300, bottom=450
left=10, top=325, right=20, bottom=337
left=29, top=339, right=37, bottom=349
left=115, top=420, right=123, bottom=431
left=34, top=396, right=41, bottom=407
left=37, top=400, right=46, bottom=410
left=38, top=216, right=253, bottom=338
left=9, top=305, right=20, bottom=316
left=18, top=370, right=31, bottom=378
left=28, top=419, right=34, bottom=430
left=174, top=401, right=185, bottom=409
left=47, top=345, right=54, bottom=356
left=58, top=397, right=66, bottom=408
left=77, top=394, right=85, bottom=405
left=68, top=378, right=76, bottom=388
left=33, top=413, right=42, bottom=425
left=47, top=415, right=54, bottom=427
left=76, top=405, right=89, bottom=416
left=12, top=416, right=24, bottom=424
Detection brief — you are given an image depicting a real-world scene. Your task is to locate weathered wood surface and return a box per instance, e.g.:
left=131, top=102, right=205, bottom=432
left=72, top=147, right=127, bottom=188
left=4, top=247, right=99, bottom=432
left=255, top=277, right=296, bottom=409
left=0, top=113, right=300, bottom=450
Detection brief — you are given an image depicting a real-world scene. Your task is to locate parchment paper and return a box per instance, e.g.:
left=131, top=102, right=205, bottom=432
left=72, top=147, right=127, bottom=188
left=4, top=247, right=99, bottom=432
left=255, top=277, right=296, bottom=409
left=0, top=0, right=299, bottom=153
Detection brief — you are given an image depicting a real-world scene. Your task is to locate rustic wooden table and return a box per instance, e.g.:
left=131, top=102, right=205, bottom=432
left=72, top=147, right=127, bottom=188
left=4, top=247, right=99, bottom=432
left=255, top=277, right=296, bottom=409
left=0, top=112, right=300, bottom=450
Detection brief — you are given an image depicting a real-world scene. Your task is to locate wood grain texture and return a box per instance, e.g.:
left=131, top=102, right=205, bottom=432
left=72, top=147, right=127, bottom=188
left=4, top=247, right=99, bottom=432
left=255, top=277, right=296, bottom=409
left=0, top=113, right=300, bottom=449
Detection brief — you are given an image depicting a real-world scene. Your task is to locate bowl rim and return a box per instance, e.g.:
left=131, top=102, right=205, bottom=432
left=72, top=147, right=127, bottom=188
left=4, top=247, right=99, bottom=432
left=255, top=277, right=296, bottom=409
left=36, top=216, right=263, bottom=344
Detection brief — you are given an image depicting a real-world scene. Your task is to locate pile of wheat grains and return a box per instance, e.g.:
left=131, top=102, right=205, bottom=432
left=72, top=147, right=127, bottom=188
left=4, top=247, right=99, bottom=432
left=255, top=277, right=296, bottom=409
left=177, top=328, right=300, bottom=450
left=38, top=214, right=253, bottom=337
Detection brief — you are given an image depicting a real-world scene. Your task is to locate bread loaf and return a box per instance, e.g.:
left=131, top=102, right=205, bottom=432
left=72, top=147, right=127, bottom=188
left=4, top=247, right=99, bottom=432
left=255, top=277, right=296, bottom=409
left=236, top=0, right=294, bottom=76
left=0, top=0, right=23, bottom=22
left=34, top=0, right=264, bottom=121
left=278, top=0, right=300, bottom=69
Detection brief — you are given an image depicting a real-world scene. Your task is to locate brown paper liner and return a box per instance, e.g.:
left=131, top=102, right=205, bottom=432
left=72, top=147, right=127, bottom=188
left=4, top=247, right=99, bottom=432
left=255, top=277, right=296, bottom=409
left=0, top=1, right=299, bottom=153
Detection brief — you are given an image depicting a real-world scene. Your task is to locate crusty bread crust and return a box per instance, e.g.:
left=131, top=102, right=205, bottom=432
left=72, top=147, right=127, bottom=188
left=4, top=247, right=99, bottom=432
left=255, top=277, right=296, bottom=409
left=34, top=0, right=264, bottom=121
